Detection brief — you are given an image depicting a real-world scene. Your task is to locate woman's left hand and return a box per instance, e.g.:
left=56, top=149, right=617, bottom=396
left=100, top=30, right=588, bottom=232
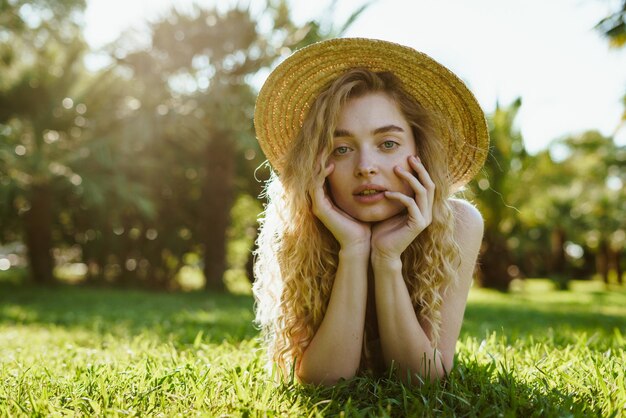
left=371, top=155, right=435, bottom=263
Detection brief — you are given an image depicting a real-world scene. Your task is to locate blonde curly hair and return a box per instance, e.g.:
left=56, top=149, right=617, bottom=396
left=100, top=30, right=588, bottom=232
left=253, top=69, right=461, bottom=376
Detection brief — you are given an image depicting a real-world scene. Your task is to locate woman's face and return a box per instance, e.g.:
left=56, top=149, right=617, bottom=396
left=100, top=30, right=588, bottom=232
left=326, top=92, right=418, bottom=223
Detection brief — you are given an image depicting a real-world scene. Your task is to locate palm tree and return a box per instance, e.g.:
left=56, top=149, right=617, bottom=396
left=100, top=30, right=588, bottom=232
left=468, top=98, right=526, bottom=290
left=0, top=1, right=155, bottom=284
left=114, top=1, right=369, bottom=290
left=0, top=15, right=87, bottom=283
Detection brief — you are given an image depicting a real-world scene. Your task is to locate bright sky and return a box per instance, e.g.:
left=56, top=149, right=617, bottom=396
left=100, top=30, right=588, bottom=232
left=84, top=0, right=626, bottom=154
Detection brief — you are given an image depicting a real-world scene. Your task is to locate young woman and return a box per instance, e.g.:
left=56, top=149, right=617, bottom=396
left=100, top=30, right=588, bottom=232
left=253, top=38, right=489, bottom=385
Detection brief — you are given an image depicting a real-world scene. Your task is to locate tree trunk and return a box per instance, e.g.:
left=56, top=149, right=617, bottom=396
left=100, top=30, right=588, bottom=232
left=202, top=136, right=235, bottom=291
left=478, top=230, right=511, bottom=291
left=550, top=227, right=566, bottom=274
left=609, top=247, right=623, bottom=285
left=616, top=250, right=624, bottom=285
left=23, top=183, right=55, bottom=284
left=548, top=227, right=569, bottom=289
left=596, top=241, right=610, bottom=284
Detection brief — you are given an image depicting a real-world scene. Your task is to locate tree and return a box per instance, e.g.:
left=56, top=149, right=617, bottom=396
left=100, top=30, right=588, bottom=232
left=595, top=0, right=626, bottom=48
left=0, top=1, right=88, bottom=283
left=0, top=0, right=158, bottom=284
left=596, top=0, right=626, bottom=131
left=111, top=1, right=369, bottom=290
left=515, top=131, right=625, bottom=286
left=553, top=132, right=625, bottom=284
left=467, top=98, right=527, bottom=290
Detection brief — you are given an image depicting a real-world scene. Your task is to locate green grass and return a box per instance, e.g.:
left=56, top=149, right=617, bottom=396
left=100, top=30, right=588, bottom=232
left=0, top=279, right=624, bottom=417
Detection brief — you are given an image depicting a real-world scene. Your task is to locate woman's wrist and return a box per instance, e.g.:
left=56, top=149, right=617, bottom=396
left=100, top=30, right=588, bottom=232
left=370, top=250, right=403, bottom=272
left=339, top=242, right=371, bottom=260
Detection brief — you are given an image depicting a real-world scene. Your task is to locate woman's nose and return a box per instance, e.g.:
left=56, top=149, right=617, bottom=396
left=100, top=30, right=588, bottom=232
left=354, top=153, right=378, bottom=177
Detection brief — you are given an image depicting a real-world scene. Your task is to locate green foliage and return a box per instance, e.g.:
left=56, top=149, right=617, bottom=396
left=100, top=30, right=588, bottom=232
left=0, top=1, right=363, bottom=288
left=466, top=98, right=528, bottom=289
left=0, top=6, right=162, bottom=283
left=466, top=97, right=625, bottom=289
left=0, top=0, right=371, bottom=289
left=517, top=132, right=626, bottom=284
left=0, top=281, right=624, bottom=416
left=596, top=0, right=626, bottom=48
left=227, top=194, right=262, bottom=272
left=0, top=0, right=118, bottom=284
left=104, top=3, right=307, bottom=289
left=1, top=0, right=623, bottom=291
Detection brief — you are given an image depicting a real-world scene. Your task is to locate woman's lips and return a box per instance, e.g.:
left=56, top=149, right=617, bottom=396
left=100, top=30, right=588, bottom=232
left=353, top=185, right=387, bottom=203
left=353, top=191, right=385, bottom=203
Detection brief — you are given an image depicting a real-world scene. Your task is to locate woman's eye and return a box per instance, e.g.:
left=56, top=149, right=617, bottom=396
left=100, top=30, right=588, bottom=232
left=381, top=140, right=398, bottom=150
left=333, top=146, right=350, bottom=155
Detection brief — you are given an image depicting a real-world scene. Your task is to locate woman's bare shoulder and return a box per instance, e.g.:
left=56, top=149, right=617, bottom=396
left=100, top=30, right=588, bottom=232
left=448, top=198, right=484, bottom=249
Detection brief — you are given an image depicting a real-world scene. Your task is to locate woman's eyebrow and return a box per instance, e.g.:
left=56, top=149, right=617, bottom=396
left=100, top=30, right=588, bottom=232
left=334, top=124, right=404, bottom=138
left=373, top=124, right=404, bottom=135
left=333, top=128, right=353, bottom=138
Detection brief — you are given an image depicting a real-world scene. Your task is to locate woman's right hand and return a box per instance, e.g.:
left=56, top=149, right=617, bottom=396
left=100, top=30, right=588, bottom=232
left=310, top=161, right=371, bottom=250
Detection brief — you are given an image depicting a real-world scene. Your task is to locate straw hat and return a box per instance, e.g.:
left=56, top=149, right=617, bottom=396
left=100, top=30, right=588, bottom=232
left=254, top=38, right=489, bottom=191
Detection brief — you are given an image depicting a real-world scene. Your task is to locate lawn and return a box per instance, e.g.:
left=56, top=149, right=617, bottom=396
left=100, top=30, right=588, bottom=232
left=0, top=279, right=624, bottom=417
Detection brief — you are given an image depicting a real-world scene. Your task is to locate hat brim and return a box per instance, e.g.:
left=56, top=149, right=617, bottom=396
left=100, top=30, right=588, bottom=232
left=254, top=38, right=489, bottom=192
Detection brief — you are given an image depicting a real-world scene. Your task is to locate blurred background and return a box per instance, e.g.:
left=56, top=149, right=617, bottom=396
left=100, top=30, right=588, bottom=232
left=0, top=0, right=624, bottom=293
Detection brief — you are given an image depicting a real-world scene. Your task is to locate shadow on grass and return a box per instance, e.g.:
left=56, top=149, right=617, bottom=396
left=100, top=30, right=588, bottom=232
left=2, top=279, right=624, bottom=348
left=275, top=360, right=602, bottom=417
left=463, top=303, right=626, bottom=339
left=0, top=282, right=257, bottom=345
left=462, top=300, right=625, bottom=348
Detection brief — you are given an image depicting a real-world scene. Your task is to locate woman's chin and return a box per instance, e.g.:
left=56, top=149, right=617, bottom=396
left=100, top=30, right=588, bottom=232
left=348, top=205, right=405, bottom=223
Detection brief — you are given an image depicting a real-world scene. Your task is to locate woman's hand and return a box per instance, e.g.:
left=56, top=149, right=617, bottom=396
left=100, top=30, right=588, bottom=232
left=371, top=155, right=435, bottom=263
left=310, top=161, right=371, bottom=250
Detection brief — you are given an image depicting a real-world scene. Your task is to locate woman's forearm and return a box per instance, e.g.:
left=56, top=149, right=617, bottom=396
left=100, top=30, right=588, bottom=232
left=372, top=255, right=446, bottom=382
left=297, top=245, right=369, bottom=385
